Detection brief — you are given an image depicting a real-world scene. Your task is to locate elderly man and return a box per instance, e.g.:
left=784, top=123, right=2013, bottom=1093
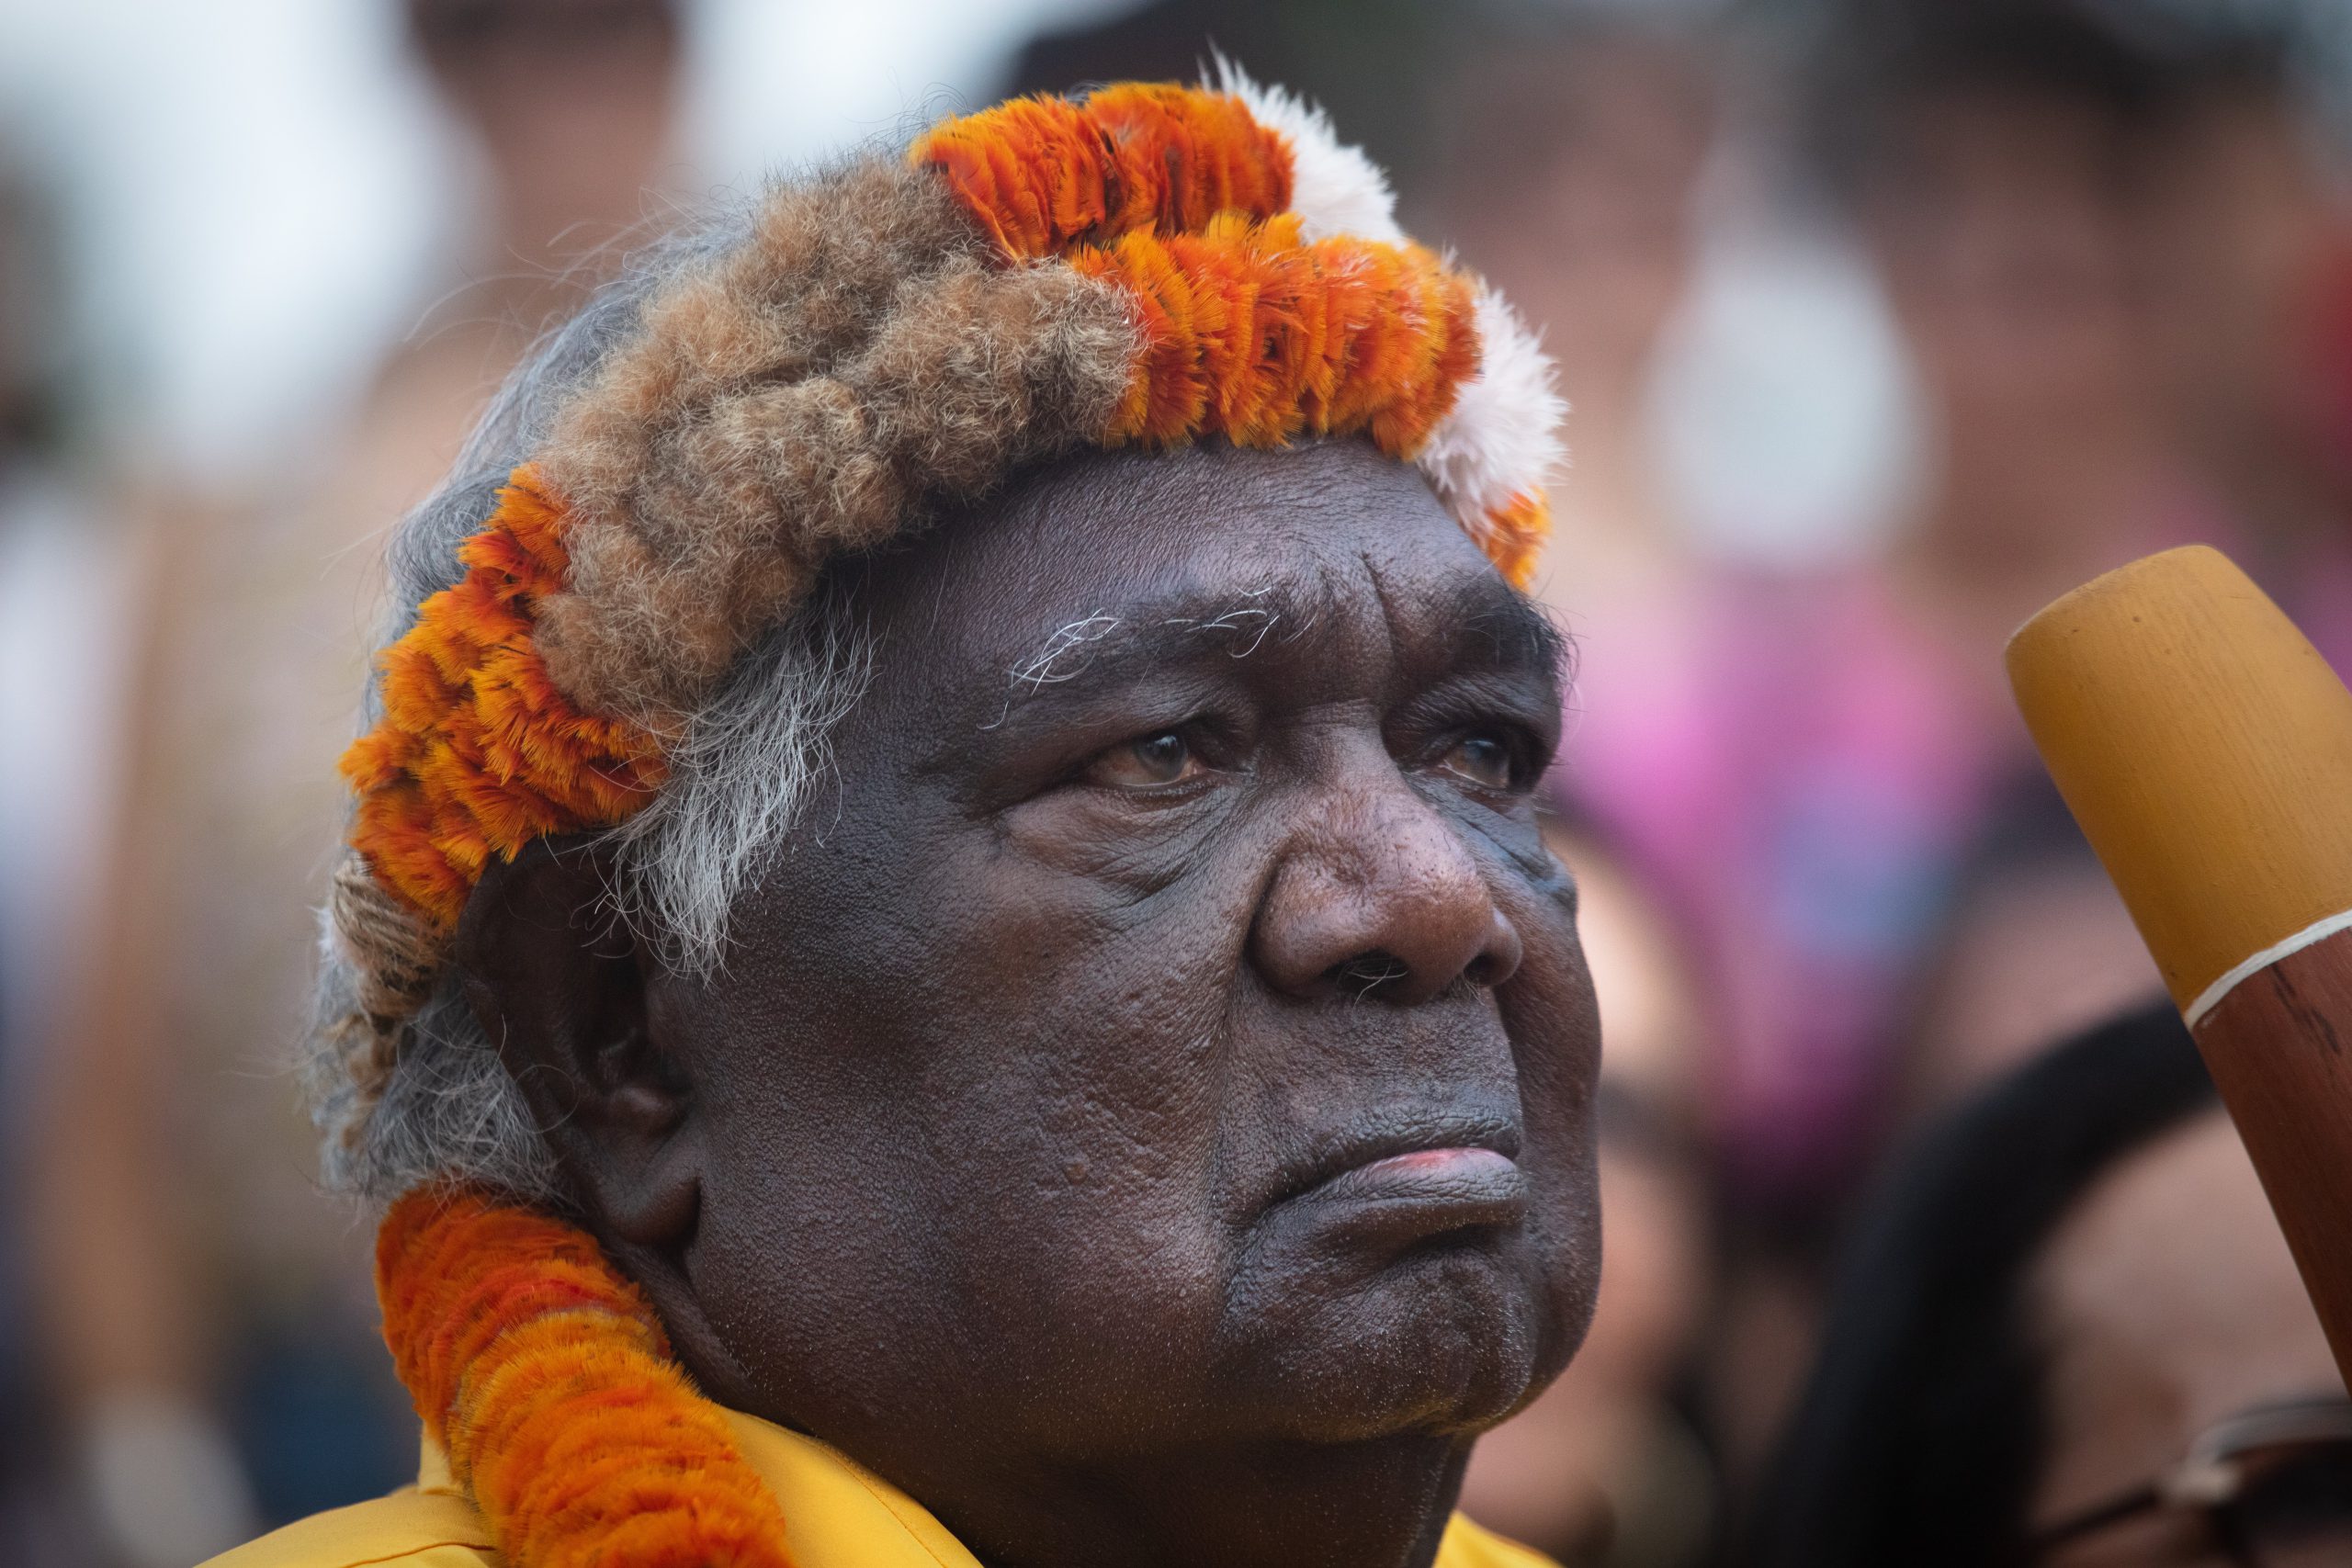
left=211, top=73, right=1593, bottom=1568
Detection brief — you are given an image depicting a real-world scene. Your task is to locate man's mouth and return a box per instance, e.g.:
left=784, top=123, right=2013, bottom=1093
left=1273, top=1121, right=1531, bottom=1239
left=1323, top=1145, right=1521, bottom=1197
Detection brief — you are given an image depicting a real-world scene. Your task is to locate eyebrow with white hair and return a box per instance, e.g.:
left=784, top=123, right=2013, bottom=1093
left=986, top=582, right=1335, bottom=725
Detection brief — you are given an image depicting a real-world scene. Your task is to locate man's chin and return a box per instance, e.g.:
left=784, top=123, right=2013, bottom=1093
left=1211, top=1229, right=1573, bottom=1443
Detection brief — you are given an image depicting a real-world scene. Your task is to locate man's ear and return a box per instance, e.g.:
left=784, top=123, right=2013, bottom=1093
left=456, top=838, right=702, bottom=1255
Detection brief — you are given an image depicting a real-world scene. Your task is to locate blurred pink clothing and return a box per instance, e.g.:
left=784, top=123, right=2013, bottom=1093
left=1565, top=528, right=2352, bottom=1215
left=1566, top=568, right=2015, bottom=1211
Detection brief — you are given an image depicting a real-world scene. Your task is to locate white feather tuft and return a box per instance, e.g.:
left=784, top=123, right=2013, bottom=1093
left=1211, top=55, right=1403, bottom=244
left=1418, top=287, right=1567, bottom=524
left=1209, top=61, right=1563, bottom=558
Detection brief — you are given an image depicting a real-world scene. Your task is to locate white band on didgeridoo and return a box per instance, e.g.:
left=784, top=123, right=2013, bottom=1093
left=2185, top=907, right=2352, bottom=1030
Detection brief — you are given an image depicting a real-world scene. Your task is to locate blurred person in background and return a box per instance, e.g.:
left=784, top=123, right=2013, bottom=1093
left=1674, top=0, right=2198, bottom=1227
left=1898, top=773, right=2158, bottom=1120
left=2132, top=12, right=2352, bottom=660
left=0, top=130, right=127, bottom=1567
left=24, top=4, right=687, bottom=1562
left=1901, top=9, right=2352, bottom=1135
left=1747, top=999, right=2348, bottom=1568
left=1467, top=0, right=2256, bottom=1477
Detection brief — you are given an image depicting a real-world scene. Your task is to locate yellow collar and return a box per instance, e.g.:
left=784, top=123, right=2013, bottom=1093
left=719, top=1412, right=983, bottom=1566
left=419, top=1410, right=969, bottom=1565
left=424, top=1414, right=1551, bottom=1568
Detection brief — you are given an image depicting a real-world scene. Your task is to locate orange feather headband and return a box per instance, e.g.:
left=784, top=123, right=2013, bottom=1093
left=328, top=73, right=1562, bottom=1085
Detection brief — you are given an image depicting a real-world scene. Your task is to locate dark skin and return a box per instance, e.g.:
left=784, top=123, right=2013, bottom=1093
left=459, top=439, right=1603, bottom=1568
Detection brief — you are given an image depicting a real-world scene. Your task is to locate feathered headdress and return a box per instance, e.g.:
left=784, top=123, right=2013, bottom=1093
left=324, top=66, right=1564, bottom=1139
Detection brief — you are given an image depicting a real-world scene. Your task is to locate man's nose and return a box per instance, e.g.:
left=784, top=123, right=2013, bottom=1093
left=1250, top=754, right=1523, bottom=1006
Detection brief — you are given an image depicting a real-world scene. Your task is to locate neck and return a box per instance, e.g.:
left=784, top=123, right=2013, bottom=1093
left=930, top=1434, right=1474, bottom=1568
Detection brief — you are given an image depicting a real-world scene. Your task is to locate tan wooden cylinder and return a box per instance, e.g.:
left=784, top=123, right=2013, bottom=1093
left=2008, top=544, right=2352, bottom=1391
left=2007, top=546, right=2352, bottom=1019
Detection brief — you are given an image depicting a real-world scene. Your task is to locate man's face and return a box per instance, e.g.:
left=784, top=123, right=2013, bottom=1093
left=651, top=441, right=1599, bottom=1495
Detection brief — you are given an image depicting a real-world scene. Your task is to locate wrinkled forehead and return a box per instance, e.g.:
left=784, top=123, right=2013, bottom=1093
left=853, top=441, right=1531, bottom=697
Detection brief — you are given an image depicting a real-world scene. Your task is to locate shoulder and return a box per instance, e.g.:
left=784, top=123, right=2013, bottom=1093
left=199, top=1487, right=497, bottom=1568
left=1437, top=1512, right=1562, bottom=1568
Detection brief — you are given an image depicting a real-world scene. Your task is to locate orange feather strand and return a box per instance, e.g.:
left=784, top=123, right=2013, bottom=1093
left=378, top=1190, right=797, bottom=1568
left=1476, top=491, right=1551, bottom=592
left=342, top=467, right=667, bottom=931
left=1067, top=216, right=1480, bottom=461
left=911, top=83, right=1293, bottom=260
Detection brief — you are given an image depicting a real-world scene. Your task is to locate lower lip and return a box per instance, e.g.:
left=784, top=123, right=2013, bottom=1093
left=1310, top=1146, right=1529, bottom=1221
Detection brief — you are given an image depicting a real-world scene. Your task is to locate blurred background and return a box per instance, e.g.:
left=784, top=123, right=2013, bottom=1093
left=6, top=0, right=2352, bottom=1564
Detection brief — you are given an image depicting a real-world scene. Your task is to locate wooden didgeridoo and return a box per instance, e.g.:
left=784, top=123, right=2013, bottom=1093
left=2009, top=544, right=2352, bottom=1392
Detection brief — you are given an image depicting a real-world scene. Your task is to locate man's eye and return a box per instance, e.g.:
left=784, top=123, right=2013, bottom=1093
left=1084, top=730, right=1205, bottom=789
left=1437, top=732, right=1519, bottom=791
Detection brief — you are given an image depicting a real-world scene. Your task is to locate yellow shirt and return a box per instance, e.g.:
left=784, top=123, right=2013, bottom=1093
left=203, top=1409, right=1557, bottom=1568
